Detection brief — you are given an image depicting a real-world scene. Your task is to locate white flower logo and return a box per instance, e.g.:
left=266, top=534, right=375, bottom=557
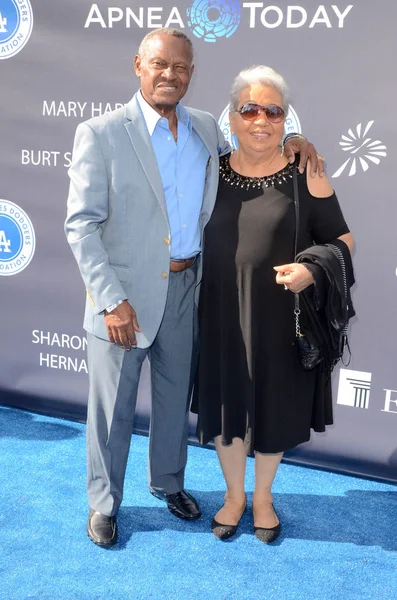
left=332, top=121, right=387, bottom=178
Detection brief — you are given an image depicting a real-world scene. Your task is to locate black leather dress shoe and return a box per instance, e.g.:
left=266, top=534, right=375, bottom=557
left=150, top=488, right=201, bottom=520
left=86, top=509, right=118, bottom=547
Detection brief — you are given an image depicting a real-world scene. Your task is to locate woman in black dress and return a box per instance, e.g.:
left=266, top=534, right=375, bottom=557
left=192, top=66, right=354, bottom=543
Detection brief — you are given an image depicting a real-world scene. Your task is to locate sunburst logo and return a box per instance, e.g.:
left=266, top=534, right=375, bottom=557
left=332, top=121, right=387, bottom=178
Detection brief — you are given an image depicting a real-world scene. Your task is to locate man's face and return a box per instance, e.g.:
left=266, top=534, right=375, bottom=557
left=134, top=34, right=194, bottom=113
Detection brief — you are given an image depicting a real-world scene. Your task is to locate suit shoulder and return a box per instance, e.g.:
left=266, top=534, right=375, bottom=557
left=186, top=106, right=217, bottom=124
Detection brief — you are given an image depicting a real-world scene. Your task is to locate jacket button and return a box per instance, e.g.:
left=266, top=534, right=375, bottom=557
left=164, top=237, right=170, bottom=245
left=161, top=272, right=168, bottom=279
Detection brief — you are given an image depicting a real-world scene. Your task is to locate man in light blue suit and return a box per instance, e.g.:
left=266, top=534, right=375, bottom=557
left=65, top=28, right=317, bottom=546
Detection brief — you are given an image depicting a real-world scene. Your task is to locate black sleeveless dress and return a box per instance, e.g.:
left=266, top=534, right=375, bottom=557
left=191, top=154, right=350, bottom=454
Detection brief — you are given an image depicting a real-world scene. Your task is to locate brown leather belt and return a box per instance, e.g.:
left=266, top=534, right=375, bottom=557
left=169, top=257, right=196, bottom=272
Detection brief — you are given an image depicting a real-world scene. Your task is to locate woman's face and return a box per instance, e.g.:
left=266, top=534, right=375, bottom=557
left=230, top=84, right=285, bottom=155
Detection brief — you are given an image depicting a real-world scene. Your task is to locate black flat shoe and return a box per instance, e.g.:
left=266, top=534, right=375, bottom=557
left=150, top=488, right=201, bottom=520
left=254, top=522, right=281, bottom=544
left=211, top=501, right=246, bottom=540
left=253, top=506, right=281, bottom=544
left=86, top=509, right=117, bottom=547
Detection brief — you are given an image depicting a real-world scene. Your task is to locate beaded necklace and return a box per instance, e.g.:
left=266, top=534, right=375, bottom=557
left=220, top=154, right=295, bottom=190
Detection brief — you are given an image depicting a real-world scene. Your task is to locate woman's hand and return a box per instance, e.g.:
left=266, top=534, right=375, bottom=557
left=273, top=263, right=314, bottom=293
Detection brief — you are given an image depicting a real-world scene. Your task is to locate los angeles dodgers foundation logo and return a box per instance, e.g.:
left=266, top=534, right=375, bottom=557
left=0, top=200, right=35, bottom=276
left=0, top=0, right=33, bottom=60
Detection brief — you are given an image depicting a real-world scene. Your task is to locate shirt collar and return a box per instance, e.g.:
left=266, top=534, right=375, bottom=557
left=137, top=90, right=191, bottom=136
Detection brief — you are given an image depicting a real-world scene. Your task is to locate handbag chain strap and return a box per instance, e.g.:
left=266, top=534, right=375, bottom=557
left=292, top=165, right=303, bottom=337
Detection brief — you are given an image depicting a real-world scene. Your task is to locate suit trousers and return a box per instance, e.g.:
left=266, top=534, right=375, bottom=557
left=86, top=262, right=198, bottom=516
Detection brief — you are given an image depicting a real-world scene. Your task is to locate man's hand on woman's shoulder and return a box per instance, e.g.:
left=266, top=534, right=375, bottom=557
left=284, top=136, right=325, bottom=178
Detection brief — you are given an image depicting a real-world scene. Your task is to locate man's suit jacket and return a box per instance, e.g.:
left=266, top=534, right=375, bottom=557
left=65, top=93, right=228, bottom=347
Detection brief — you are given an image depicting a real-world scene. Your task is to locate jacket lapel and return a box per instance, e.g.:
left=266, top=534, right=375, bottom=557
left=189, top=112, right=219, bottom=161
left=189, top=111, right=220, bottom=221
left=124, top=96, right=169, bottom=224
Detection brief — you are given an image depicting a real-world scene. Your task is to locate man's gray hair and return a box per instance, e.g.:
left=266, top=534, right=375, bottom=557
left=230, top=65, right=290, bottom=112
left=138, top=28, right=194, bottom=62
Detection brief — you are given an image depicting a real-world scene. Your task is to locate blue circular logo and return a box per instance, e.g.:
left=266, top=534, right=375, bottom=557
left=186, top=0, right=241, bottom=42
left=0, top=0, right=34, bottom=60
left=0, top=200, right=36, bottom=276
left=218, top=103, right=302, bottom=149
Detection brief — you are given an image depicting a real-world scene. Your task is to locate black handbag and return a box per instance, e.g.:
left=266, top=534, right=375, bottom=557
left=292, top=166, right=322, bottom=371
left=295, top=327, right=322, bottom=370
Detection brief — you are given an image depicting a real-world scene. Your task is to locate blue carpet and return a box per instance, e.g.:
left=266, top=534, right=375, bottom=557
left=1, top=406, right=396, bottom=600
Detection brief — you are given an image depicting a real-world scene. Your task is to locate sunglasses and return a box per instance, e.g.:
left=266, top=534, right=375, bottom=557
left=235, top=103, right=285, bottom=123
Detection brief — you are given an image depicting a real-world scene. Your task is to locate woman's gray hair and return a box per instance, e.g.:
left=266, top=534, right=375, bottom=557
left=138, top=28, right=194, bottom=63
left=230, top=65, right=290, bottom=112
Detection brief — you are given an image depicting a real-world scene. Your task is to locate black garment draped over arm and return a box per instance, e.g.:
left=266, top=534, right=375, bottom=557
left=296, top=240, right=355, bottom=373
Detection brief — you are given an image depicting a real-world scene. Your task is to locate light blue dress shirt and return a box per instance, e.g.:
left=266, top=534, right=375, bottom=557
left=137, top=91, right=209, bottom=259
